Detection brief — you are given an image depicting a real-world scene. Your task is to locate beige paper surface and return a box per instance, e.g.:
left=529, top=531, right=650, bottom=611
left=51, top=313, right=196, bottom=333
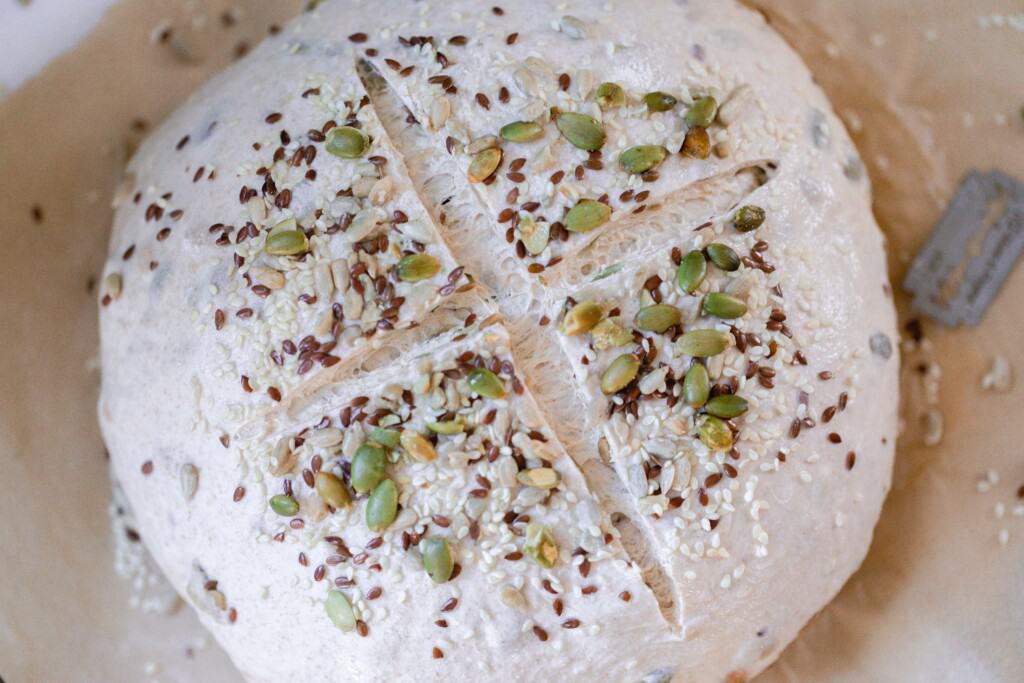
left=0, top=1, right=1021, bottom=681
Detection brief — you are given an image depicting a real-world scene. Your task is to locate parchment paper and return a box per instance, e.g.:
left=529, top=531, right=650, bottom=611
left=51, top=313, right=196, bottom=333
left=1, top=2, right=1021, bottom=681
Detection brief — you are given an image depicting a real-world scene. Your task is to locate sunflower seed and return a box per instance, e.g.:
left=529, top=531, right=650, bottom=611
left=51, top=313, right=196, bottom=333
left=400, top=430, right=437, bottom=463
left=428, top=97, right=451, bottom=130
left=500, top=586, right=528, bottom=610
left=516, top=467, right=561, bottom=489
left=307, top=427, right=344, bottom=448
left=467, top=135, right=501, bottom=154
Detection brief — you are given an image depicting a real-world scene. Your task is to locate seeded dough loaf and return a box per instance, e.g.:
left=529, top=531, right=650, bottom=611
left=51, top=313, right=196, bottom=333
left=98, top=1, right=899, bottom=681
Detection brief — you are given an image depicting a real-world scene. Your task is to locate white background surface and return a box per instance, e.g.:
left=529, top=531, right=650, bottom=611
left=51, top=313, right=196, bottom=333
left=0, top=0, right=119, bottom=94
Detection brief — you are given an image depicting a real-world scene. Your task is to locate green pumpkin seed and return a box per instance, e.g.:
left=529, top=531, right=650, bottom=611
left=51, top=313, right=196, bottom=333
left=426, top=420, right=464, bottom=435
left=467, top=368, right=506, bottom=398
left=683, top=363, right=710, bottom=408
left=468, top=147, right=502, bottom=183
left=677, top=250, right=707, bottom=294
left=698, top=416, right=733, bottom=451
left=368, top=427, right=401, bottom=449
left=397, top=253, right=441, bottom=282
left=685, top=96, right=718, bottom=128
left=366, top=479, right=398, bottom=532
left=524, top=523, right=558, bottom=568
left=677, top=329, right=729, bottom=357
left=325, top=126, right=369, bottom=158
left=351, top=443, right=387, bottom=494
left=635, top=304, right=681, bottom=333
left=619, top=145, right=668, bottom=175
left=703, top=292, right=748, bottom=319
left=400, top=429, right=436, bottom=462
left=500, top=120, right=543, bottom=143
left=595, top=82, right=626, bottom=110
left=706, top=243, right=740, bottom=271
left=555, top=112, right=605, bottom=151
left=705, top=394, right=749, bottom=419
left=591, top=318, right=633, bottom=349
left=519, top=214, right=549, bottom=255
left=565, top=199, right=611, bottom=233
left=600, top=354, right=641, bottom=394
left=560, top=301, right=603, bottom=336
left=643, top=91, right=678, bottom=113
left=325, top=590, right=357, bottom=631
left=265, top=220, right=308, bottom=256
left=516, top=467, right=561, bottom=490
left=421, top=537, right=454, bottom=584
left=315, top=471, right=352, bottom=510
left=269, top=494, right=299, bottom=517
left=733, top=205, right=765, bottom=232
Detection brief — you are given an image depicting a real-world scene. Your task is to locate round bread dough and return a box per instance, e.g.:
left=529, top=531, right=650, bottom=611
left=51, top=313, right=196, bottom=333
left=98, top=1, right=898, bottom=681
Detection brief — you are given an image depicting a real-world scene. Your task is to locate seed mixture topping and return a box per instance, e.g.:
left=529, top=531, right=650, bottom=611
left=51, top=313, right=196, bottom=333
left=359, top=14, right=765, bottom=275
left=133, top=76, right=470, bottom=418
left=235, top=322, right=643, bottom=645
left=554, top=204, right=861, bottom=569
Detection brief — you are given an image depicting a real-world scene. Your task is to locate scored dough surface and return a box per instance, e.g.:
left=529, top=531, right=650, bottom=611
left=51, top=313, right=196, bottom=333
left=98, top=1, right=898, bottom=681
